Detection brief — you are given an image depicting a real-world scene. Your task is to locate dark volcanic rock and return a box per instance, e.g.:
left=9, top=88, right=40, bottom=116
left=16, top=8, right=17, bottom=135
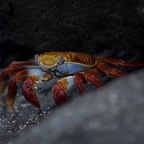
left=9, top=69, right=144, bottom=144
left=0, top=0, right=144, bottom=67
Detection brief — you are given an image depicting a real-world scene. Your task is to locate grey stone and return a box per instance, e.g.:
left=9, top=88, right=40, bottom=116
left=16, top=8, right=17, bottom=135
left=9, top=69, right=144, bottom=144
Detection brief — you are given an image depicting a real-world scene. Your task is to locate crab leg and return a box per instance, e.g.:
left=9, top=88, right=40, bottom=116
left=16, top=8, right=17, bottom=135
left=0, top=61, right=34, bottom=98
left=84, top=68, right=103, bottom=87
left=52, top=76, right=74, bottom=105
left=97, top=56, right=144, bottom=78
left=52, top=68, right=103, bottom=105
left=6, top=70, right=30, bottom=109
left=74, top=69, right=103, bottom=93
left=6, top=69, right=53, bottom=109
left=52, top=75, right=87, bottom=105
left=0, top=70, right=9, bottom=100
left=6, top=77, right=17, bottom=110
left=97, top=62, right=125, bottom=78
left=99, top=56, right=144, bottom=67
left=73, top=73, right=87, bottom=94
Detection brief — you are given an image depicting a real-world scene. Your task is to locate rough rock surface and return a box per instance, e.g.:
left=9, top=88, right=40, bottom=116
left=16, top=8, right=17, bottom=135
left=1, top=0, right=144, bottom=67
left=8, top=69, right=144, bottom=144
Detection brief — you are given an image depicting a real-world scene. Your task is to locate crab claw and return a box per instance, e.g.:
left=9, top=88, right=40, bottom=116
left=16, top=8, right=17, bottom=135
left=52, top=75, right=82, bottom=105
left=22, top=70, right=53, bottom=108
left=22, top=76, right=40, bottom=108
left=4, top=68, right=53, bottom=109
left=52, top=83, right=69, bottom=106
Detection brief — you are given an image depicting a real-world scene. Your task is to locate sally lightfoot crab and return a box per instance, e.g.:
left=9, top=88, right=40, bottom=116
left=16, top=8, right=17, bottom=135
left=0, top=52, right=144, bottom=110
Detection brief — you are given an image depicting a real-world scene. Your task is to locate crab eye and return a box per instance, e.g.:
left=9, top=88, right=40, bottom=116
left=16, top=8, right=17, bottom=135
left=57, top=57, right=65, bottom=65
left=35, top=54, right=39, bottom=63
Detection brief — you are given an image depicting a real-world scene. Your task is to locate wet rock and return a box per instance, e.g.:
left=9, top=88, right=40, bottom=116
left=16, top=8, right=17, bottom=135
left=9, top=69, right=144, bottom=144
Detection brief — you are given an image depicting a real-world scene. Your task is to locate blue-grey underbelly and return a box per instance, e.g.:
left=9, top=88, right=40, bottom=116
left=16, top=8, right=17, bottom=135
left=54, top=63, right=91, bottom=76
